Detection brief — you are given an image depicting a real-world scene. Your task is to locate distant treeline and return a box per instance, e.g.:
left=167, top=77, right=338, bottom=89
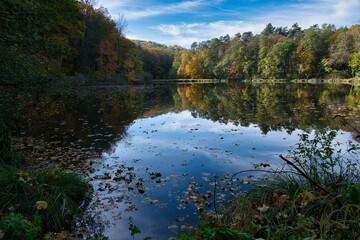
left=1, top=0, right=359, bottom=87
left=172, top=23, right=360, bottom=80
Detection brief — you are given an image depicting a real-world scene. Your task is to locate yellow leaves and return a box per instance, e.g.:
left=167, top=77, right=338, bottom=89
left=36, top=201, right=48, bottom=210
left=17, top=171, right=32, bottom=183
left=298, top=191, right=316, bottom=207
left=185, top=50, right=209, bottom=79
left=298, top=192, right=316, bottom=203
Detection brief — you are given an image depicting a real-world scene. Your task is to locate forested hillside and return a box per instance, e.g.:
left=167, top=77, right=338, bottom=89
left=1, top=0, right=359, bottom=87
left=0, top=0, right=179, bottom=87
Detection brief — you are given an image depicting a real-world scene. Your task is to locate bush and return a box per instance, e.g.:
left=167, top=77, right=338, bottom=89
left=0, top=167, right=90, bottom=232
left=0, top=212, right=41, bottom=240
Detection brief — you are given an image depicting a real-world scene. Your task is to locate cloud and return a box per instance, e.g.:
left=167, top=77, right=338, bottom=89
left=153, top=21, right=265, bottom=47
left=253, top=0, right=360, bottom=28
left=122, top=0, right=209, bottom=20
left=150, top=0, right=360, bottom=48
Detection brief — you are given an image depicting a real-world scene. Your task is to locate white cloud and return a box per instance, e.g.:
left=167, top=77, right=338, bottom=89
left=122, top=0, right=208, bottom=19
left=153, top=20, right=265, bottom=47
left=253, top=0, right=360, bottom=28
left=96, top=0, right=131, bottom=9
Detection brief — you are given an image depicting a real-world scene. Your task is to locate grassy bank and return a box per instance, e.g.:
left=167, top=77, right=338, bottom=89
left=0, top=118, right=91, bottom=239
left=176, top=130, right=360, bottom=240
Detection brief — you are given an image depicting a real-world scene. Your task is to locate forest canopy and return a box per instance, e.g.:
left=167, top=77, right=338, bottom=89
left=1, top=1, right=359, bottom=88
left=174, top=23, right=360, bottom=80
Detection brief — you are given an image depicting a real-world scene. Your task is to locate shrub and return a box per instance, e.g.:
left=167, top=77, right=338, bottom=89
left=0, top=212, right=41, bottom=240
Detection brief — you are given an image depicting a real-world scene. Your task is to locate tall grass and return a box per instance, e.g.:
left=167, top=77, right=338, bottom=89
left=0, top=118, right=16, bottom=165
left=0, top=167, right=89, bottom=233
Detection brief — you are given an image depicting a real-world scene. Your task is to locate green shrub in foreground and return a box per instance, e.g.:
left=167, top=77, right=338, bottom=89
left=0, top=212, right=41, bottom=240
left=0, top=167, right=89, bottom=234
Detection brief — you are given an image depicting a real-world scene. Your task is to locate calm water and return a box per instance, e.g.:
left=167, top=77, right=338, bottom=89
left=3, top=82, right=360, bottom=239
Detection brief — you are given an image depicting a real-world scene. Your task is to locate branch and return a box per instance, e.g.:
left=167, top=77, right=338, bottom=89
left=279, top=154, right=331, bottom=195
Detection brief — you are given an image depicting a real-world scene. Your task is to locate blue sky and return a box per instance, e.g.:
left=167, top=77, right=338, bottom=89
left=96, top=0, right=360, bottom=48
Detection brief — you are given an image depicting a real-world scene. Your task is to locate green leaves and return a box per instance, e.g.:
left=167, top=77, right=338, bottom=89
left=128, top=217, right=141, bottom=239
left=289, top=129, right=360, bottom=192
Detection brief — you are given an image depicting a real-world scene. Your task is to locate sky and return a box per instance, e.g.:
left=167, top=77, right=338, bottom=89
left=96, top=0, right=360, bottom=48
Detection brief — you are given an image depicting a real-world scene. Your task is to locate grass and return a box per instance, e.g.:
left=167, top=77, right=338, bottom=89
left=0, top=118, right=91, bottom=239
left=176, top=129, right=360, bottom=240
left=0, top=119, right=16, bottom=166
left=0, top=167, right=89, bottom=233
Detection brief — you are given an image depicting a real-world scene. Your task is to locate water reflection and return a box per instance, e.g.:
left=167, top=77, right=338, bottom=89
left=85, top=111, right=307, bottom=239
left=7, top=83, right=360, bottom=151
left=3, top=83, right=360, bottom=239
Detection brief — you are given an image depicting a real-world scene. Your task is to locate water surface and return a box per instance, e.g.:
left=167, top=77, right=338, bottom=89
left=4, top=82, right=360, bottom=239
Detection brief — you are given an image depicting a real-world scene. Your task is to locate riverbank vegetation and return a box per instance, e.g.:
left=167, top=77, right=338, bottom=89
left=0, top=116, right=90, bottom=239
left=176, top=130, right=360, bottom=240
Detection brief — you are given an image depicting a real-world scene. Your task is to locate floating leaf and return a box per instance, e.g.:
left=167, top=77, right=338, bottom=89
left=176, top=216, right=185, bottom=222
left=112, top=214, right=122, bottom=221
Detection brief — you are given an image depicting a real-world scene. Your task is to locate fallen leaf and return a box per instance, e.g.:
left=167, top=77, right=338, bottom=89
left=112, top=214, right=122, bottom=221
left=36, top=201, right=48, bottom=210
left=257, top=204, right=270, bottom=213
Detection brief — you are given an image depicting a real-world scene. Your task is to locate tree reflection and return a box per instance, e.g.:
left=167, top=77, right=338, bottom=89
left=7, top=83, right=360, bottom=155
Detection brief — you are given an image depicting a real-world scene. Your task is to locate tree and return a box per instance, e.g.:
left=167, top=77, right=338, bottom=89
left=185, top=50, right=209, bottom=79
left=350, top=51, right=360, bottom=77
left=295, top=24, right=334, bottom=78
left=262, top=23, right=275, bottom=36
left=322, top=28, right=353, bottom=77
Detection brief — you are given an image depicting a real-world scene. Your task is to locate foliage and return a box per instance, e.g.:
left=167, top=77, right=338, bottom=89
left=289, top=130, right=360, bottom=191
left=350, top=51, right=360, bottom=77
left=0, top=166, right=89, bottom=232
left=172, top=23, right=360, bottom=80
left=0, top=212, right=41, bottom=240
left=178, top=130, right=360, bottom=240
left=128, top=216, right=141, bottom=240
left=176, top=219, right=253, bottom=240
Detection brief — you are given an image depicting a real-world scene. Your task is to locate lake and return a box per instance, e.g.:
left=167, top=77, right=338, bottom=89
left=5, top=82, right=360, bottom=239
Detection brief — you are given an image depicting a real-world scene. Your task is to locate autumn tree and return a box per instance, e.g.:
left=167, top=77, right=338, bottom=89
left=295, top=24, right=335, bottom=78
left=0, top=0, right=83, bottom=86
